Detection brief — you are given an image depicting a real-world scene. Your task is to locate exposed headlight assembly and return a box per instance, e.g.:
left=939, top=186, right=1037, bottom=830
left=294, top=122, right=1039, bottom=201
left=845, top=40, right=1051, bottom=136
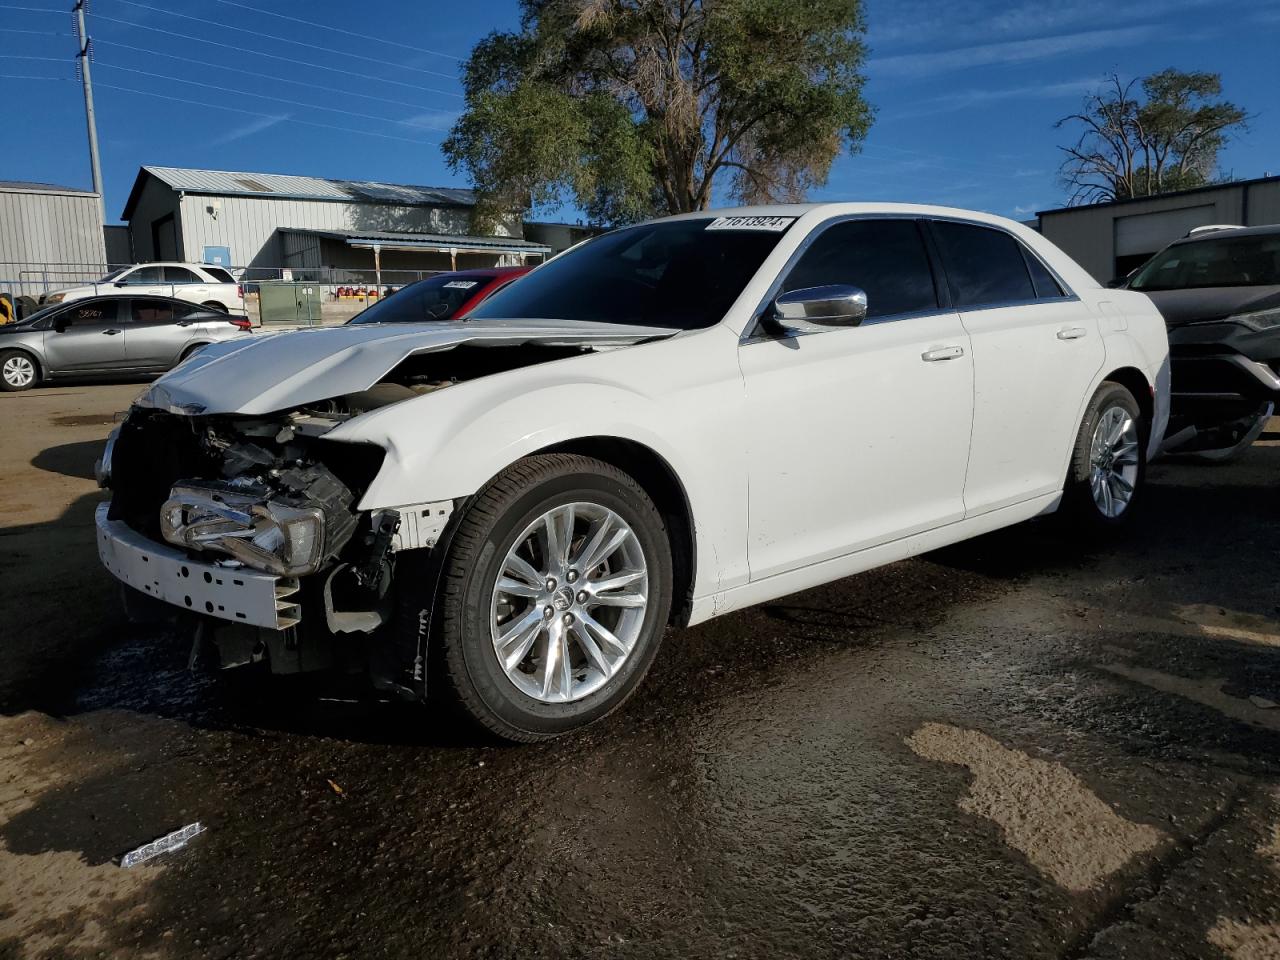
left=1231, top=307, right=1280, bottom=332
left=161, top=485, right=326, bottom=576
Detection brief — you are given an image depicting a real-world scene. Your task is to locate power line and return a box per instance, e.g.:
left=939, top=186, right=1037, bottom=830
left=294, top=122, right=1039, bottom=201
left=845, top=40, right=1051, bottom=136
left=0, top=53, right=67, bottom=62
left=111, top=0, right=460, bottom=82
left=0, top=72, right=71, bottom=80
left=0, top=3, right=62, bottom=11
left=90, top=13, right=459, bottom=96
left=209, top=0, right=461, bottom=62
left=94, top=81, right=438, bottom=145
left=0, top=26, right=70, bottom=37
left=94, top=37, right=461, bottom=107
left=96, top=60, right=443, bottom=135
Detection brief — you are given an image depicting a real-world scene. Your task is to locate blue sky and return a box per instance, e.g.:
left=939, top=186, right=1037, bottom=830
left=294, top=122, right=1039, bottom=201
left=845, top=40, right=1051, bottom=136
left=2, top=0, right=1277, bottom=226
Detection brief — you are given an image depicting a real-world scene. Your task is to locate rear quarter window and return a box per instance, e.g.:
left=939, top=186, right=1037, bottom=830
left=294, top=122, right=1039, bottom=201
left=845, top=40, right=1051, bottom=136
left=202, top=267, right=236, bottom=284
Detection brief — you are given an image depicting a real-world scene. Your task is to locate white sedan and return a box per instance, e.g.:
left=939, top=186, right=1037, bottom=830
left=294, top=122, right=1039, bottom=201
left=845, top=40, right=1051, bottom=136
left=95, top=203, right=1169, bottom=741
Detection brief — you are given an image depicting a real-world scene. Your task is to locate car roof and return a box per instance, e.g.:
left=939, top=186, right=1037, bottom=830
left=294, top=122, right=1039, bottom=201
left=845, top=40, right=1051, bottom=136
left=69, top=293, right=222, bottom=309
left=439, top=267, right=531, bottom=280
left=1169, top=223, right=1280, bottom=246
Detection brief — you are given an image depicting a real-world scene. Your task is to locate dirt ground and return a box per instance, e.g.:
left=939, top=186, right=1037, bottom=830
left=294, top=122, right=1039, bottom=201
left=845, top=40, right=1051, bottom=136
left=2, top=381, right=1280, bottom=959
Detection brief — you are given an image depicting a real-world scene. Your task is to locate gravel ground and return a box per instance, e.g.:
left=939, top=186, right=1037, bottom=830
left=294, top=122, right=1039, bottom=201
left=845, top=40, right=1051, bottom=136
left=2, top=381, right=1280, bottom=959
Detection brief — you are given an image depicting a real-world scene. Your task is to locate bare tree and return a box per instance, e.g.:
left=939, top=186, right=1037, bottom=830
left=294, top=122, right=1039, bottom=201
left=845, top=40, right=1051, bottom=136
left=1056, top=70, right=1248, bottom=205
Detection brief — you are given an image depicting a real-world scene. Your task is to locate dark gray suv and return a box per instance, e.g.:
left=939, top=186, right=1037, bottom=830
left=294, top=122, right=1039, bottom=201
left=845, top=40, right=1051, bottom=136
left=0, top=295, right=251, bottom=392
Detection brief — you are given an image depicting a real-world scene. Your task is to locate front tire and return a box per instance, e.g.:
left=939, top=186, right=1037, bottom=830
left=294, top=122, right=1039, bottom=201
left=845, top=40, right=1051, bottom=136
left=431, top=454, right=673, bottom=742
left=1061, top=381, right=1145, bottom=530
left=0, top=349, right=38, bottom=391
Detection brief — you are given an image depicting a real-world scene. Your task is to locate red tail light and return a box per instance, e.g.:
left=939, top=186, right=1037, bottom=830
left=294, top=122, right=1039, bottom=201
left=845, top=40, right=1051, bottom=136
left=230, top=318, right=252, bottom=330
left=237, top=284, right=244, bottom=299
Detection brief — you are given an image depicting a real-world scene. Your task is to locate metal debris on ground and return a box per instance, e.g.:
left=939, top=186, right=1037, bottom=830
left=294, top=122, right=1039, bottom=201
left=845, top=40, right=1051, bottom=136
left=120, top=823, right=206, bottom=868
left=326, top=779, right=345, bottom=796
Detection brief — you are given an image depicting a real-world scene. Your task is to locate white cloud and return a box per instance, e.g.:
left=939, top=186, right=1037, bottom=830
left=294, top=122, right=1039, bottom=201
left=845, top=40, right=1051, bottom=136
left=869, top=25, right=1164, bottom=78
left=886, top=77, right=1099, bottom=119
left=869, top=0, right=1244, bottom=49
left=402, top=109, right=461, bottom=132
left=210, top=114, right=289, bottom=146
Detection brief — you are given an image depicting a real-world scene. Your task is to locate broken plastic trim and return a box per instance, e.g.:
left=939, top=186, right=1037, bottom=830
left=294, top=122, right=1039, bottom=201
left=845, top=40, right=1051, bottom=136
left=120, top=822, right=205, bottom=868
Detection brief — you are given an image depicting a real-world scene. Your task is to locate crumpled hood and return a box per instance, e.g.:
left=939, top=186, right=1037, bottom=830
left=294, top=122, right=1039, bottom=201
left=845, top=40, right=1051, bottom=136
left=1143, top=286, right=1280, bottom=326
left=136, top=319, right=675, bottom=416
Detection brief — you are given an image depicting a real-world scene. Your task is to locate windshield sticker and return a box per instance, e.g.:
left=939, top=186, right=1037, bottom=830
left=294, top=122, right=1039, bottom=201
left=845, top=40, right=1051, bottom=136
left=442, top=280, right=480, bottom=289
left=705, top=215, right=795, bottom=232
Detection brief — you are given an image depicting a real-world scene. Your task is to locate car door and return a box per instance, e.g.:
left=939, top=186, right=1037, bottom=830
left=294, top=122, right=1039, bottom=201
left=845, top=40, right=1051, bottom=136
left=125, top=298, right=201, bottom=368
left=117, top=265, right=166, bottom=298
left=41, top=299, right=128, bottom=372
left=739, top=217, right=975, bottom=581
left=927, top=220, right=1105, bottom=515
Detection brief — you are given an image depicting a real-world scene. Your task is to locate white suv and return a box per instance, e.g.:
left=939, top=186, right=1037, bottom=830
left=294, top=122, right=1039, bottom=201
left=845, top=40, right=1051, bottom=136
left=42, top=262, right=244, bottom=313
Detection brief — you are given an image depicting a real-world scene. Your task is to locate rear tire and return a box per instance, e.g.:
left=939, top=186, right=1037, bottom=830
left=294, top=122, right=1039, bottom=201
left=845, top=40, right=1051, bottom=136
left=424, top=453, right=673, bottom=742
left=1060, top=381, right=1145, bottom=531
left=0, top=349, right=38, bottom=391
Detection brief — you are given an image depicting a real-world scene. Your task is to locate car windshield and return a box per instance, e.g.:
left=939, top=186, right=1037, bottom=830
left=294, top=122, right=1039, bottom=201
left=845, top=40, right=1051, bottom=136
left=347, top=274, right=490, bottom=324
left=465, top=218, right=790, bottom=329
left=98, top=267, right=129, bottom=283
left=1130, top=233, right=1280, bottom=291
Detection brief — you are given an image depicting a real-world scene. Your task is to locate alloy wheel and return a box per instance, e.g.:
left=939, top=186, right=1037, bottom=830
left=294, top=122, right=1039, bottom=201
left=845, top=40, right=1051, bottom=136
left=490, top=501, right=649, bottom=703
left=1090, top=405, right=1140, bottom=518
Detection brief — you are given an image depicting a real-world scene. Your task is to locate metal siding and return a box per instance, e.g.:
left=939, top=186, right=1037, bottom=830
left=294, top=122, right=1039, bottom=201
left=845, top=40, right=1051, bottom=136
left=179, top=195, right=488, bottom=268
left=0, top=189, right=106, bottom=295
left=1245, top=182, right=1280, bottom=225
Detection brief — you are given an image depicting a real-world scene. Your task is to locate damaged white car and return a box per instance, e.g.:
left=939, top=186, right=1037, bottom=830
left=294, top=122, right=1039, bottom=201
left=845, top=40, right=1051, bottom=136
left=96, top=204, right=1170, bottom=741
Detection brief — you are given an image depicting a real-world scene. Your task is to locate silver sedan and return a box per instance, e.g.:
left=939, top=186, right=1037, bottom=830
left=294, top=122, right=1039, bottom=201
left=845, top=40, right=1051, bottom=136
left=0, top=295, right=251, bottom=391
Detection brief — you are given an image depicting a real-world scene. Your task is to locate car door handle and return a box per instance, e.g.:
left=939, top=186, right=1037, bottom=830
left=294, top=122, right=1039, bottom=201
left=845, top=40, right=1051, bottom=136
left=921, top=345, right=965, bottom=362
left=102, top=328, right=122, bottom=336
left=1056, top=326, right=1088, bottom=340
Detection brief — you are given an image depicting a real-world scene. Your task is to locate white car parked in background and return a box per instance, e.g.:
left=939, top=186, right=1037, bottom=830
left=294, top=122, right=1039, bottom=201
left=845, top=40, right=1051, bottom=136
left=42, top=262, right=243, bottom=313
left=95, top=203, right=1170, bottom=742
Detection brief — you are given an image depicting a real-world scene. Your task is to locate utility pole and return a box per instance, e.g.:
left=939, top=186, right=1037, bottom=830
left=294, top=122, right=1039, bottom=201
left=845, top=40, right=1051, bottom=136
left=73, top=0, right=105, bottom=222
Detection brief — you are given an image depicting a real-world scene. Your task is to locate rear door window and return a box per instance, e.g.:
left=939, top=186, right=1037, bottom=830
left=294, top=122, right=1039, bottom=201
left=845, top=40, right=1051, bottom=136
left=163, top=267, right=201, bottom=284
left=780, top=219, right=938, bottom=320
left=931, top=221, right=1035, bottom=308
left=131, top=299, right=179, bottom=324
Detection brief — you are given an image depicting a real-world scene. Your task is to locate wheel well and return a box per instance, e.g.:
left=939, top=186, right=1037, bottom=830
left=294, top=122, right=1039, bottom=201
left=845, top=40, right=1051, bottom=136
left=200, top=300, right=227, bottom=311
left=180, top=343, right=208, bottom=360
left=538, top=436, right=696, bottom=626
left=1103, top=367, right=1154, bottom=435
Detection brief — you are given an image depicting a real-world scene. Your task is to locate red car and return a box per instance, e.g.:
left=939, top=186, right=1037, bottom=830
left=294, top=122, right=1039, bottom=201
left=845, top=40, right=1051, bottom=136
left=346, top=267, right=532, bottom=325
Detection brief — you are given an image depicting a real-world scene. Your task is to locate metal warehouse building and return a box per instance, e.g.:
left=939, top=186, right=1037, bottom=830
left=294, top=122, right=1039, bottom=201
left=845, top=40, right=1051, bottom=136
left=1038, top=174, right=1280, bottom=284
left=121, top=166, right=550, bottom=278
left=0, top=181, right=106, bottom=297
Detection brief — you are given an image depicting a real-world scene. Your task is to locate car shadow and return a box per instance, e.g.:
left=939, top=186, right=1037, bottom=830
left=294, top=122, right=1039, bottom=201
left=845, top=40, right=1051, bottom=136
left=31, top=439, right=105, bottom=481
left=5, top=432, right=1280, bottom=751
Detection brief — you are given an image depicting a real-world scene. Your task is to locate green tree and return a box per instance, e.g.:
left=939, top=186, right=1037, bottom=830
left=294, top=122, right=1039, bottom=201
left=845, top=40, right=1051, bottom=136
left=1056, top=70, right=1248, bottom=205
left=443, top=0, right=873, bottom=227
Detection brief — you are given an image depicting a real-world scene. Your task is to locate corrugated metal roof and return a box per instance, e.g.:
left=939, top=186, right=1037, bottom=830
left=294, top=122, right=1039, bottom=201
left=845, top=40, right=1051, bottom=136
left=136, top=166, right=477, bottom=208
left=284, top=228, right=550, bottom=253
left=0, top=180, right=98, bottom=196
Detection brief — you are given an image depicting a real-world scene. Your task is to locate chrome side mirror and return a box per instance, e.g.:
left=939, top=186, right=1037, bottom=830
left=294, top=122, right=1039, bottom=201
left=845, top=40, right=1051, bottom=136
left=772, top=284, right=868, bottom=334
